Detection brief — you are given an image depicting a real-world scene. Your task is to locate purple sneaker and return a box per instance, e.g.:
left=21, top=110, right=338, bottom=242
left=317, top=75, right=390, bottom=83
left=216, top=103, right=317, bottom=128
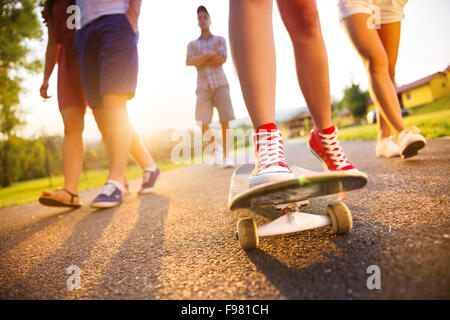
left=91, top=180, right=123, bottom=208
left=138, top=168, right=160, bottom=195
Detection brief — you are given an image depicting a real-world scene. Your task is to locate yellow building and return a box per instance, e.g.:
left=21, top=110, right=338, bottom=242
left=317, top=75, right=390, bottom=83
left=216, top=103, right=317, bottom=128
left=366, top=64, right=450, bottom=110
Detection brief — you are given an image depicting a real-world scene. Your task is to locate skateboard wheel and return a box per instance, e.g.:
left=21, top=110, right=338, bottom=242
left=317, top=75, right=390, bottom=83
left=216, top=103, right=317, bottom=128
left=326, top=201, right=352, bottom=234
left=237, top=218, right=259, bottom=250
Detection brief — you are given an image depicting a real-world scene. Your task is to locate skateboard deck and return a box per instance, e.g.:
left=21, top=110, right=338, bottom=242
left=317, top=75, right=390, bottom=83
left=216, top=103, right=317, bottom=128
left=229, top=164, right=368, bottom=250
left=229, top=164, right=368, bottom=210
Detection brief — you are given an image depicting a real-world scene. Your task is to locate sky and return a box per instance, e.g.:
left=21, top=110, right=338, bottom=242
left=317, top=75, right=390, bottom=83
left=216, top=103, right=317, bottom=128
left=18, top=0, right=450, bottom=140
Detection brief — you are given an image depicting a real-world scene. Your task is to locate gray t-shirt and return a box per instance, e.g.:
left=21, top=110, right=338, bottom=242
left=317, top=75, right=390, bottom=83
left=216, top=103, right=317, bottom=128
left=77, top=0, right=130, bottom=28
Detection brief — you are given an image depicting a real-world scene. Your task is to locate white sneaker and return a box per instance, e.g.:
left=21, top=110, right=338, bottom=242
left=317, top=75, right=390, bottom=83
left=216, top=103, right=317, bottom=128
left=248, top=129, right=295, bottom=187
left=397, top=127, right=426, bottom=159
left=376, top=137, right=400, bottom=158
left=223, top=157, right=235, bottom=168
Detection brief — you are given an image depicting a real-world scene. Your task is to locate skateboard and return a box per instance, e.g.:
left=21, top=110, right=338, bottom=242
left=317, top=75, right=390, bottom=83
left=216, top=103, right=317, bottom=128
left=229, top=164, right=368, bottom=250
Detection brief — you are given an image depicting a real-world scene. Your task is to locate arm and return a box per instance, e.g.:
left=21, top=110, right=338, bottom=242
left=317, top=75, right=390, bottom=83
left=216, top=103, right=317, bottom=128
left=186, top=41, right=217, bottom=67
left=203, top=55, right=226, bottom=67
left=126, top=0, right=142, bottom=34
left=40, top=16, right=60, bottom=99
left=186, top=52, right=217, bottom=67
left=204, top=37, right=227, bottom=67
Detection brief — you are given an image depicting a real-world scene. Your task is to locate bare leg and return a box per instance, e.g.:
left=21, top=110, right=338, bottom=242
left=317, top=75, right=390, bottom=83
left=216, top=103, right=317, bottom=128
left=229, top=0, right=276, bottom=128
left=129, top=127, right=155, bottom=169
left=41, top=107, right=85, bottom=203
left=201, top=122, right=216, bottom=149
left=101, top=94, right=132, bottom=186
left=277, top=0, right=332, bottom=130
left=342, top=14, right=406, bottom=137
left=61, top=107, right=85, bottom=194
left=377, top=22, right=402, bottom=139
left=93, top=106, right=155, bottom=171
left=221, top=121, right=230, bottom=158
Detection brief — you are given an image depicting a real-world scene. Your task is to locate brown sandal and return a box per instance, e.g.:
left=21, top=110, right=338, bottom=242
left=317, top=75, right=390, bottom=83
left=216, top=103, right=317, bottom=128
left=39, top=188, right=82, bottom=208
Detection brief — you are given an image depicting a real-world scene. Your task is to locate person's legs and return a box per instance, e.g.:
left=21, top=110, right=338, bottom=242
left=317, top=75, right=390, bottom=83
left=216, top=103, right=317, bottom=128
left=373, top=21, right=402, bottom=157
left=229, top=0, right=294, bottom=185
left=277, top=0, right=332, bottom=130
left=129, top=126, right=155, bottom=169
left=342, top=13, right=425, bottom=158
left=93, top=106, right=155, bottom=170
left=101, top=94, right=132, bottom=187
left=41, top=107, right=85, bottom=204
left=221, top=122, right=229, bottom=159
left=201, top=123, right=215, bottom=147
left=61, top=107, right=86, bottom=194
left=94, top=94, right=159, bottom=199
left=277, top=0, right=356, bottom=172
left=342, top=14, right=406, bottom=137
left=213, top=85, right=235, bottom=162
left=229, top=0, right=276, bottom=128
left=376, top=21, right=402, bottom=139
left=196, top=88, right=216, bottom=157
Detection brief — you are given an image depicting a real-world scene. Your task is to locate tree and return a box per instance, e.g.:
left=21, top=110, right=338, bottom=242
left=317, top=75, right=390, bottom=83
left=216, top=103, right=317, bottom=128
left=0, top=0, right=42, bottom=187
left=339, top=83, right=370, bottom=118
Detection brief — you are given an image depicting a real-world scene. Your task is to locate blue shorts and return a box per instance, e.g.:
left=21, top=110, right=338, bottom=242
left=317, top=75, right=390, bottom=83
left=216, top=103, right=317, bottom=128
left=75, top=14, right=139, bottom=108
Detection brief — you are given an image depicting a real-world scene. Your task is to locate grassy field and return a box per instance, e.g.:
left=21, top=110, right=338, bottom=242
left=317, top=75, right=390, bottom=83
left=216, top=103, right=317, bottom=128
left=338, top=94, right=450, bottom=140
left=0, top=159, right=184, bottom=208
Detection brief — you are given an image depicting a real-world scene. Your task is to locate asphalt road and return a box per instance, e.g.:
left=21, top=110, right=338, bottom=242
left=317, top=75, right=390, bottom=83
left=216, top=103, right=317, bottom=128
left=0, top=138, right=449, bottom=299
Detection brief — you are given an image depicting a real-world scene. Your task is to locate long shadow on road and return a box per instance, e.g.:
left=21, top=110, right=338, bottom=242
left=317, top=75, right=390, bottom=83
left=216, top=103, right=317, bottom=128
left=243, top=202, right=385, bottom=299
left=89, top=193, right=170, bottom=299
left=0, top=207, right=79, bottom=253
left=0, top=205, right=117, bottom=298
left=0, top=192, right=170, bottom=299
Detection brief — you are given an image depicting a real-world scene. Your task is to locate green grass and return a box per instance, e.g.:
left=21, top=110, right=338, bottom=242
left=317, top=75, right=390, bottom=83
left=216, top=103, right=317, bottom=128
left=338, top=94, right=450, bottom=140
left=0, top=159, right=184, bottom=208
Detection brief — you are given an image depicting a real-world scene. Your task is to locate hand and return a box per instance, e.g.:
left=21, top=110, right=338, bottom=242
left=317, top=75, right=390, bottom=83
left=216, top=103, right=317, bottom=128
left=205, top=54, right=226, bottom=67
left=207, top=50, right=218, bottom=58
left=126, top=12, right=139, bottom=34
left=40, top=80, right=51, bottom=99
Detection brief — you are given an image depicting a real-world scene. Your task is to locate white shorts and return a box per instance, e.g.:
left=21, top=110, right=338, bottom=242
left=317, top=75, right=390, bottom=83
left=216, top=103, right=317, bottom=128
left=338, top=0, right=408, bottom=25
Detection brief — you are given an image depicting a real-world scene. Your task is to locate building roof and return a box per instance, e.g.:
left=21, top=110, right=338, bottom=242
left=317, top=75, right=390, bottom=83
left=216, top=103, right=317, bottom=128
left=336, top=109, right=351, bottom=118
left=286, top=111, right=311, bottom=122
left=395, top=72, right=443, bottom=94
left=366, top=64, right=449, bottom=105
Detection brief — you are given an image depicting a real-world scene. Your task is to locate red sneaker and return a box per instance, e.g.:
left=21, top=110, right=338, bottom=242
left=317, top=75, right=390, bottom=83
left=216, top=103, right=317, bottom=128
left=249, top=128, right=295, bottom=187
left=308, top=126, right=357, bottom=172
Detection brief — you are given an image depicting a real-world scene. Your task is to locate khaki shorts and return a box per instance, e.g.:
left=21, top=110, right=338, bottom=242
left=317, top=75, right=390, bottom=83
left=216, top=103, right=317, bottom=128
left=338, top=0, right=408, bottom=25
left=195, top=85, right=235, bottom=123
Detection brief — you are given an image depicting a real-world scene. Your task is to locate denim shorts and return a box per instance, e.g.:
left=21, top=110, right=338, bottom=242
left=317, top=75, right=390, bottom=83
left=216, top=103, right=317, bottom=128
left=75, top=14, right=139, bottom=108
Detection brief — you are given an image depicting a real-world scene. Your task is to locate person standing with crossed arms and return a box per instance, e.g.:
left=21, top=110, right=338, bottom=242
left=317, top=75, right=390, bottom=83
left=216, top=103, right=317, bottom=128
left=187, top=6, right=236, bottom=168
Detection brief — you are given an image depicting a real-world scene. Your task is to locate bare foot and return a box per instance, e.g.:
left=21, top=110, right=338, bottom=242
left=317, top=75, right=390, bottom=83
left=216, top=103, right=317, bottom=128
left=41, top=189, right=80, bottom=205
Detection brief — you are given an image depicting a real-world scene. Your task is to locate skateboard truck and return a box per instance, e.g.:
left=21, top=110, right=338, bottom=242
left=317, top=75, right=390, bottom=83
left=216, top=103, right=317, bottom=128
left=274, top=200, right=309, bottom=216
left=235, top=201, right=352, bottom=250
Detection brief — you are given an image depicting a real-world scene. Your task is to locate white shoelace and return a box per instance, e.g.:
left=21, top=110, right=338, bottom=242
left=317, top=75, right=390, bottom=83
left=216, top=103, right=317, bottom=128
left=142, top=170, right=152, bottom=184
left=398, top=126, right=421, bottom=141
left=318, top=130, right=351, bottom=170
left=253, top=130, right=287, bottom=168
left=100, top=183, right=117, bottom=196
